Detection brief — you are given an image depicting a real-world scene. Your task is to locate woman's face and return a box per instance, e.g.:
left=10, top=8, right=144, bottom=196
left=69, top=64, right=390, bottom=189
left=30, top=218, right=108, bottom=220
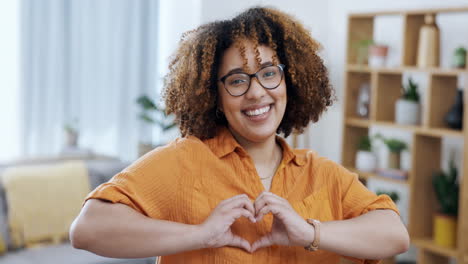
left=217, top=40, right=287, bottom=144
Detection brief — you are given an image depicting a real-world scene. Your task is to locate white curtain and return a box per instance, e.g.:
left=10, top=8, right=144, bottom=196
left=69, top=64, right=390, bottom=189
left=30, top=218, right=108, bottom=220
left=21, top=0, right=159, bottom=161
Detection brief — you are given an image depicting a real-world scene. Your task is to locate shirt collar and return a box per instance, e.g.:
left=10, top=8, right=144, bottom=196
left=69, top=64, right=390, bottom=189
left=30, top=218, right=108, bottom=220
left=204, top=126, right=306, bottom=166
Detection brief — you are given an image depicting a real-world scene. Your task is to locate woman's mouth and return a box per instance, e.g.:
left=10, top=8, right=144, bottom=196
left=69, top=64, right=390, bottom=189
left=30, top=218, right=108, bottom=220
left=242, top=104, right=273, bottom=121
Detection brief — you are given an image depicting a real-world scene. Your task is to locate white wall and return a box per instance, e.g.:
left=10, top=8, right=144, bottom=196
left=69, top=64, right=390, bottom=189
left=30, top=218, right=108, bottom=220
left=0, top=0, right=20, bottom=162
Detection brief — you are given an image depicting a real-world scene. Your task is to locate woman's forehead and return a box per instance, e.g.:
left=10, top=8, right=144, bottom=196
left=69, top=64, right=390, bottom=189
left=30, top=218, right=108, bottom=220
left=219, top=40, right=276, bottom=74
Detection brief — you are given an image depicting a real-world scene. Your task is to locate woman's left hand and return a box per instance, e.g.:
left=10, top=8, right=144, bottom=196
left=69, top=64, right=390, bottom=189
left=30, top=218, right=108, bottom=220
left=251, top=191, right=314, bottom=252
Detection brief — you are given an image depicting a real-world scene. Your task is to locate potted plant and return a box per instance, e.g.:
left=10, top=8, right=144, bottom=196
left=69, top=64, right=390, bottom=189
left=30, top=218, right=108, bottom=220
left=376, top=190, right=400, bottom=203
left=432, top=158, right=459, bottom=248
left=452, top=46, right=466, bottom=68
left=368, top=43, right=389, bottom=67
left=136, top=95, right=177, bottom=156
left=64, top=118, right=79, bottom=148
left=355, top=135, right=377, bottom=172
left=395, top=77, right=421, bottom=125
left=355, top=39, right=374, bottom=65
left=375, top=134, right=407, bottom=170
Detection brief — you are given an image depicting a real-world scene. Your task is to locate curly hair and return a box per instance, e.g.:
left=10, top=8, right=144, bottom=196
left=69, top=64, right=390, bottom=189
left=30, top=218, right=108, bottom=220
left=163, top=6, right=334, bottom=139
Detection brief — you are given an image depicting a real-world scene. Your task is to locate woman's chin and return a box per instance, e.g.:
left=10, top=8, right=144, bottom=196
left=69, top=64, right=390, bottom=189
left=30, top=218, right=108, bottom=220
left=240, top=126, right=278, bottom=143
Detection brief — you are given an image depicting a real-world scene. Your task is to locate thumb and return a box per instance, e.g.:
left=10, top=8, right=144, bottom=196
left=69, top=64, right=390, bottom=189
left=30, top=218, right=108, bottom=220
left=227, top=234, right=252, bottom=253
left=251, top=234, right=274, bottom=252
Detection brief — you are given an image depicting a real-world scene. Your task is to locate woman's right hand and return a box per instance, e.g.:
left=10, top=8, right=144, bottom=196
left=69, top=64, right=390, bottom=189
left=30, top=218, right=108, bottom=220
left=197, top=194, right=256, bottom=253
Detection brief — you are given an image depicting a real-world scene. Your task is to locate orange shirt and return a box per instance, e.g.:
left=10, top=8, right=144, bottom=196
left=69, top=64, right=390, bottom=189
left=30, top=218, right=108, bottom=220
left=85, top=126, right=398, bottom=264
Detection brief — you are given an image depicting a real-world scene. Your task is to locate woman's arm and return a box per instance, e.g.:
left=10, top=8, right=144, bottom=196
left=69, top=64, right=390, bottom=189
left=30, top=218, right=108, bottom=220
left=318, top=209, right=409, bottom=259
left=251, top=192, right=409, bottom=259
left=70, top=194, right=255, bottom=258
left=70, top=199, right=203, bottom=258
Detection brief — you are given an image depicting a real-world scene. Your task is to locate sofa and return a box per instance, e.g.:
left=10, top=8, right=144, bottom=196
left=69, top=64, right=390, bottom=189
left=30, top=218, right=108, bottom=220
left=0, top=155, right=157, bottom=264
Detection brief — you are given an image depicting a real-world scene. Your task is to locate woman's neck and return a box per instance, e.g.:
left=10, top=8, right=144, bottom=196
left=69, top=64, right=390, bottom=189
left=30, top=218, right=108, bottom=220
left=228, top=127, right=282, bottom=166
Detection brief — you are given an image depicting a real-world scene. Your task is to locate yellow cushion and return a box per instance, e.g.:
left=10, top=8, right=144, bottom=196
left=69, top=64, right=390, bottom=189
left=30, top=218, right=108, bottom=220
left=2, top=161, right=90, bottom=248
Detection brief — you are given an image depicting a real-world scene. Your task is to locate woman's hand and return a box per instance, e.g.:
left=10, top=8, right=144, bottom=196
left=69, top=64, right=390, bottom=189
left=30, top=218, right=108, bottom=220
left=198, top=194, right=256, bottom=252
left=251, top=191, right=314, bottom=252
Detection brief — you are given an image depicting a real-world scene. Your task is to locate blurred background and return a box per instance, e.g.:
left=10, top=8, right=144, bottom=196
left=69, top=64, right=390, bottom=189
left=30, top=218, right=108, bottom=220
left=1, top=0, right=468, bottom=263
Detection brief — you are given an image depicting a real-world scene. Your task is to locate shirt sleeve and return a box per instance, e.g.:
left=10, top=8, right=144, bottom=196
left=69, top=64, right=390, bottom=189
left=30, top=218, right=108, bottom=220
left=83, top=141, right=186, bottom=220
left=336, top=165, right=399, bottom=219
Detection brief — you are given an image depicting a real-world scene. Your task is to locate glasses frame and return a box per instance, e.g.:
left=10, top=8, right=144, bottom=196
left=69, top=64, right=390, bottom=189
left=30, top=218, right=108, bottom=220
left=218, top=64, right=285, bottom=97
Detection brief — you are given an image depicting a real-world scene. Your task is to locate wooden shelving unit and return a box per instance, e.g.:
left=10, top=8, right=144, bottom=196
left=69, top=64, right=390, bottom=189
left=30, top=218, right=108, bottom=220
left=341, top=7, right=468, bottom=264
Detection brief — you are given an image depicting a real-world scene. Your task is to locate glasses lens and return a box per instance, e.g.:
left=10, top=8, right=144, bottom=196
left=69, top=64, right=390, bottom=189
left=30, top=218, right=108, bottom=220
left=257, top=66, right=282, bottom=89
left=225, top=73, right=250, bottom=96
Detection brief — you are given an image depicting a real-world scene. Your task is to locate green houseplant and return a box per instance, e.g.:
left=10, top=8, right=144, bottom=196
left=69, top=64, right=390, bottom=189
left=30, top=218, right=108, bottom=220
left=453, top=46, right=466, bottom=68
left=136, top=95, right=177, bottom=156
left=432, top=158, right=459, bottom=248
left=396, top=77, right=421, bottom=125
left=376, top=190, right=400, bottom=203
left=374, top=134, right=407, bottom=169
left=355, top=135, right=377, bottom=172
left=355, top=39, right=374, bottom=65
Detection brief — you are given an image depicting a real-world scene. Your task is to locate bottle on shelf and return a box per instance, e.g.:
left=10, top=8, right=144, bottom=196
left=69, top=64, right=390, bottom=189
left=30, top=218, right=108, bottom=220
left=417, top=14, right=440, bottom=68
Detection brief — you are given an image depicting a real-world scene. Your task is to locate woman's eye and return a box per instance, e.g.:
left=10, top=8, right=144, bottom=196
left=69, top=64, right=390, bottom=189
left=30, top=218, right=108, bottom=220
left=263, top=71, right=276, bottom=78
left=229, top=79, right=247, bottom=86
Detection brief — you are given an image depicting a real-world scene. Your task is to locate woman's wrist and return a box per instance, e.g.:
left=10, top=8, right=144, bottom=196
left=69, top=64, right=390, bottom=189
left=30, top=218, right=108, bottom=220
left=191, top=224, right=209, bottom=250
left=299, top=219, right=316, bottom=247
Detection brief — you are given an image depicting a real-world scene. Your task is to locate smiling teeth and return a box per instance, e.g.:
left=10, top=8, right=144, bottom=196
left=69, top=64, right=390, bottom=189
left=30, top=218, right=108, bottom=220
left=245, top=105, right=270, bottom=116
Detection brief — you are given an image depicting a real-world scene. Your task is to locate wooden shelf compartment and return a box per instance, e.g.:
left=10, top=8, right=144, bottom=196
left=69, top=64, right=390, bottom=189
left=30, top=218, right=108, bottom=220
left=374, top=72, right=403, bottom=123
left=408, top=135, right=443, bottom=239
left=347, top=17, right=374, bottom=65
left=344, top=72, right=373, bottom=119
left=341, top=125, right=369, bottom=168
left=402, top=14, right=426, bottom=67
left=425, top=74, right=461, bottom=131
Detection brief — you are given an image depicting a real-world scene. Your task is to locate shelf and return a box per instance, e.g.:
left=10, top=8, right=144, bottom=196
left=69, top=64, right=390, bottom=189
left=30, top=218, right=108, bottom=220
left=343, top=8, right=468, bottom=264
left=349, top=7, right=468, bottom=18
left=347, top=167, right=409, bottom=185
left=346, top=64, right=467, bottom=75
left=345, top=118, right=370, bottom=128
left=412, top=237, right=459, bottom=258
left=345, top=118, right=464, bottom=138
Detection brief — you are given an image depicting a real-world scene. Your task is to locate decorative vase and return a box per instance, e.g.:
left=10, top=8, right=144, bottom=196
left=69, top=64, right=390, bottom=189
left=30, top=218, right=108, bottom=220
left=355, top=151, right=377, bottom=172
left=356, top=83, right=371, bottom=118
left=65, top=131, right=79, bottom=147
left=388, top=152, right=401, bottom=169
left=395, top=99, right=420, bottom=125
left=433, top=213, right=457, bottom=248
left=368, top=45, right=388, bottom=67
left=417, top=14, right=439, bottom=68
left=445, top=89, right=464, bottom=130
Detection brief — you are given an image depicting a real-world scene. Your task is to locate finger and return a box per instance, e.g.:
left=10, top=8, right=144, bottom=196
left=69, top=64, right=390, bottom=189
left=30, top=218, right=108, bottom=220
left=220, top=194, right=249, bottom=206
left=254, top=195, right=278, bottom=215
left=225, top=197, right=255, bottom=215
left=251, top=234, right=274, bottom=252
left=227, top=234, right=252, bottom=253
left=256, top=204, right=282, bottom=222
left=231, top=208, right=256, bottom=223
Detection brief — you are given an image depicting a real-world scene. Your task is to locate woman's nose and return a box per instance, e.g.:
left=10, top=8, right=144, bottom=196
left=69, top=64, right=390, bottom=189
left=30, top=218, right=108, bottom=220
left=244, top=77, right=266, bottom=99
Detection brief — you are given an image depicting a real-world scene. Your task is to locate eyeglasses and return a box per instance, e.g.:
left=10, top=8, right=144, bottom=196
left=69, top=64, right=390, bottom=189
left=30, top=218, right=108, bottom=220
left=218, top=64, right=285, bottom=97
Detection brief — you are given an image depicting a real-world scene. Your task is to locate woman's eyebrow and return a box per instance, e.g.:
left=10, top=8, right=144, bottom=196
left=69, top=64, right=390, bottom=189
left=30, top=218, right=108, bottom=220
left=225, top=61, right=274, bottom=75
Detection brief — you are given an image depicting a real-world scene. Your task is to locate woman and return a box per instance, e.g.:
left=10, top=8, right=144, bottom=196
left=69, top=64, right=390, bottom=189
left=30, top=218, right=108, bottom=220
left=70, top=7, right=409, bottom=263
